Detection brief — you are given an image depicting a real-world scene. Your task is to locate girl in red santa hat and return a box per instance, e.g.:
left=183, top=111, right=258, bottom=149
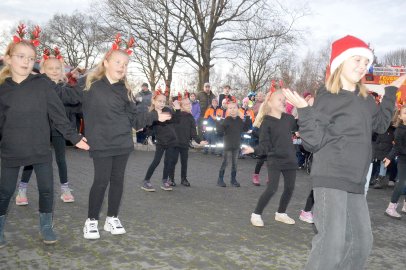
left=283, top=35, right=406, bottom=269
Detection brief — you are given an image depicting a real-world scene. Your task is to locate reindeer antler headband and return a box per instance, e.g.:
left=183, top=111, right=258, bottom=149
left=225, top=96, right=237, bottom=104
left=43, top=47, right=63, bottom=61
left=13, top=24, right=41, bottom=47
left=110, top=33, right=136, bottom=55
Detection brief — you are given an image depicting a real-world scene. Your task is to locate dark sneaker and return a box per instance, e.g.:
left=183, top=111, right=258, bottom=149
left=217, top=180, right=226, bottom=187
left=141, top=181, right=155, bottom=192
left=160, top=181, right=173, bottom=191
left=181, top=179, right=191, bottom=187
left=231, top=181, right=241, bottom=187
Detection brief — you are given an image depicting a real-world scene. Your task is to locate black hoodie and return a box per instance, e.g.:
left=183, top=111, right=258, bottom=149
left=216, top=116, right=251, bottom=150
left=174, top=111, right=201, bottom=148
left=387, top=124, right=406, bottom=161
left=297, top=86, right=397, bottom=194
left=81, top=76, right=157, bottom=158
left=254, top=113, right=298, bottom=169
left=0, top=74, right=82, bottom=167
left=150, top=107, right=180, bottom=147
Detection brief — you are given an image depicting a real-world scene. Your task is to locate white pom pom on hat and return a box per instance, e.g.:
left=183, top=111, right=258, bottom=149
left=329, top=35, right=374, bottom=75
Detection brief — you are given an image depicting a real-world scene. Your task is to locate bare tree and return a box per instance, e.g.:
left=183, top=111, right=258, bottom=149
left=95, top=0, right=187, bottom=94
left=168, top=0, right=264, bottom=91
left=229, top=4, right=303, bottom=92
left=381, top=48, right=406, bottom=66
left=293, top=41, right=330, bottom=94
left=44, top=12, right=106, bottom=69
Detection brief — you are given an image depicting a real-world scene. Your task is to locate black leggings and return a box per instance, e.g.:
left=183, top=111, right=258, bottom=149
left=254, top=166, right=296, bottom=214
left=21, top=135, right=68, bottom=184
left=0, top=161, right=54, bottom=215
left=144, top=144, right=177, bottom=182
left=88, top=153, right=129, bottom=220
left=254, top=156, right=267, bottom=174
left=169, top=147, right=189, bottom=180
left=391, top=159, right=406, bottom=204
left=304, top=190, right=314, bottom=212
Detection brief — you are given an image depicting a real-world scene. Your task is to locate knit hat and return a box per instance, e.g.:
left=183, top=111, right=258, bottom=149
left=329, top=35, right=373, bottom=75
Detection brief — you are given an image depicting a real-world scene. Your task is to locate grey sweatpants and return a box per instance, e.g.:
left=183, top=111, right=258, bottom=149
left=305, top=187, right=373, bottom=270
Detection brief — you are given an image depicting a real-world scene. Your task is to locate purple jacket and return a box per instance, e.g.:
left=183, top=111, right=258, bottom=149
left=191, top=100, right=201, bottom=124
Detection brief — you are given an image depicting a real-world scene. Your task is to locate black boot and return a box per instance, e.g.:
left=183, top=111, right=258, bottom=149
left=39, top=212, right=57, bottom=244
left=181, top=178, right=191, bottom=187
left=0, top=215, right=6, bottom=248
left=217, top=170, right=226, bottom=187
left=373, top=175, right=388, bottom=189
left=230, top=171, right=240, bottom=187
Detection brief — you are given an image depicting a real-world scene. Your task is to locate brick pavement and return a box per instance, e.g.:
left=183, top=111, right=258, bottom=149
left=0, top=148, right=405, bottom=270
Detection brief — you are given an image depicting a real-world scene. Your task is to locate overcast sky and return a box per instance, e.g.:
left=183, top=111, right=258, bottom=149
left=0, top=0, right=404, bottom=89
left=1, top=0, right=404, bottom=60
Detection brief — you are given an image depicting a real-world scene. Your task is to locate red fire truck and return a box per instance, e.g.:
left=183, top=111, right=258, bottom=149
left=362, top=66, right=406, bottom=104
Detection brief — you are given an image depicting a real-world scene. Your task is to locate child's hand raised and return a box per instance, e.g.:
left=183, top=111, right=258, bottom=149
left=172, top=100, right=181, bottom=110
left=383, top=157, right=391, bottom=168
left=76, top=137, right=90, bottom=150
left=241, top=145, right=254, bottom=155
left=390, top=74, right=406, bottom=88
left=158, top=112, right=172, bottom=122
left=282, top=88, right=308, bottom=109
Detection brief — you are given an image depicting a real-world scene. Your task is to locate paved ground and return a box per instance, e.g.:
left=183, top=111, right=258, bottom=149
left=0, top=147, right=405, bottom=270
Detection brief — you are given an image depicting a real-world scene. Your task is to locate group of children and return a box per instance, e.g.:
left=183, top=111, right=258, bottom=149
left=1, top=24, right=406, bottom=270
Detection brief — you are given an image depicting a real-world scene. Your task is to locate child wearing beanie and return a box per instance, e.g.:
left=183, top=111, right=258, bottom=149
left=283, top=35, right=406, bottom=269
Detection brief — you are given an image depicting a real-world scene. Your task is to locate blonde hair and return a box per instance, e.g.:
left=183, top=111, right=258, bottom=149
left=85, top=50, right=132, bottom=99
left=40, top=57, right=67, bottom=83
left=326, top=63, right=368, bottom=98
left=393, top=105, right=406, bottom=127
left=149, top=93, right=167, bottom=112
left=0, top=41, right=37, bottom=85
left=253, top=90, right=283, bottom=127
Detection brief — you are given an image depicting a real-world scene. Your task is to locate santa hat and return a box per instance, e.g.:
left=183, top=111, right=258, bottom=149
left=329, top=35, right=373, bottom=75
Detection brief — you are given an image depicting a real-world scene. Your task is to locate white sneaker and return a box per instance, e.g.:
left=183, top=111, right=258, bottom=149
left=275, top=212, right=295, bottom=225
left=388, top=181, right=395, bottom=187
left=250, top=213, right=264, bottom=227
left=402, top=201, right=406, bottom=213
left=104, top=217, right=126, bottom=235
left=83, top=219, right=100, bottom=239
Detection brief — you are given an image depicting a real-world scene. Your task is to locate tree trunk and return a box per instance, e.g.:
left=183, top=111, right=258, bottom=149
left=198, top=65, right=210, bottom=93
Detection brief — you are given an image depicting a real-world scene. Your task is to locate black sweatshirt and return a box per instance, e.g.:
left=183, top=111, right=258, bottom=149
left=43, top=75, right=81, bottom=137
left=387, top=124, right=406, bottom=161
left=297, top=86, right=397, bottom=194
left=150, top=107, right=180, bottom=147
left=0, top=74, right=82, bottom=167
left=174, top=111, right=201, bottom=148
left=216, top=116, right=251, bottom=150
left=254, top=114, right=298, bottom=170
left=81, top=76, right=156, bottom=158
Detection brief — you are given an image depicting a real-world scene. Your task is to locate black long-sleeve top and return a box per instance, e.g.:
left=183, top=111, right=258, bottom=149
left=216, top=116, right=251, bottom=150
left=150, top=107, right=180, bottom=147
left=44, top=76, right=82, bottom=137
left=0, top=74, right=82, bottom=167
left=81, top=76, right=156, bottom=158
left=254, top=113, right=298, bottom=170
left=174, top=111, right=201, bottom=148
left=387, top=124, right=406, bottom=161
